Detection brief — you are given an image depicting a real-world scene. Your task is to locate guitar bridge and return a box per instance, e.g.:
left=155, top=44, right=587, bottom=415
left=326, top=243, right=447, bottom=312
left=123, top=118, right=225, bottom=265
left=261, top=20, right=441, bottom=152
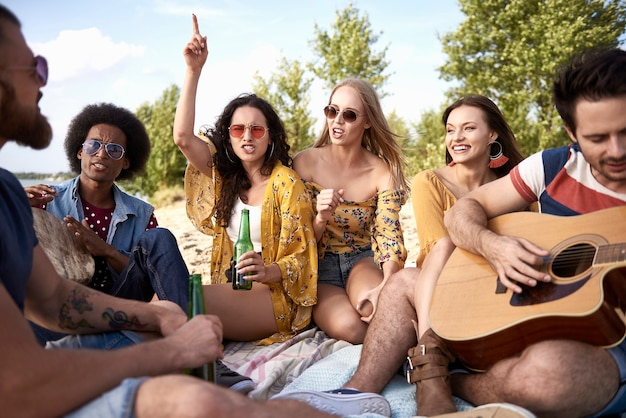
left=495, top=278, right=507, bottom=294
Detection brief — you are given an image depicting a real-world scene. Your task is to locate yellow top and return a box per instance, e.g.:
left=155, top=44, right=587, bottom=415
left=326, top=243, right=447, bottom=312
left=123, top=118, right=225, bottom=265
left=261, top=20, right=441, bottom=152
left=411, top=170, right=457, bottom=267
left=306, top=181, right=407, bottom=268
left=184, top=140, right=318, bottom=344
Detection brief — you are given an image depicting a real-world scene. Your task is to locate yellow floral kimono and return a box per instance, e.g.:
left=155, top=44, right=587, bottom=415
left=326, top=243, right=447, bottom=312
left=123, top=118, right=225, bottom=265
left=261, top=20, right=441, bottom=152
left=184, top=140, right=318, bottom=344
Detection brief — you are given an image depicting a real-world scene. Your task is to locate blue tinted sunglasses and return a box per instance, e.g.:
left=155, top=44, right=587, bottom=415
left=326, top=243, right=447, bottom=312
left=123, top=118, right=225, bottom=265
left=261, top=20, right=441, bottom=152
left=82, top=139, right=126, bottom=160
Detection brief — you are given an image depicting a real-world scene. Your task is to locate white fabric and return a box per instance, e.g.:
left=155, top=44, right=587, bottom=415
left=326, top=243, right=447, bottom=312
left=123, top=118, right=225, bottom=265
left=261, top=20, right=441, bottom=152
left=226, top=198, right=262, bottom=252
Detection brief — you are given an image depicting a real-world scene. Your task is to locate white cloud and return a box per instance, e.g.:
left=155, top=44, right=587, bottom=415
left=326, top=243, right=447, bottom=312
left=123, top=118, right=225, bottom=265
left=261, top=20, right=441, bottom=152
left=32, top=28, right=145, bottom=82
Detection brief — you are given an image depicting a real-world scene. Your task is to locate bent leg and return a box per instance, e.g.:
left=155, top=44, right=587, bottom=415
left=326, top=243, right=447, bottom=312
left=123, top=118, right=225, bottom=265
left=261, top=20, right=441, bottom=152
left=203, top=282, right=278, bottom=341
left=408, top=238, right=458, bottom=416
left=111, top=228, right=189, bottom=310
left=343, top=269, right=418, bottom=393
left=346, top=257, right=384, bottom=321
left=414, top=237, right=456, bottom=339
left=452, top=340, right=619, bottom=418
left=313, top=283, right=367, bottom=344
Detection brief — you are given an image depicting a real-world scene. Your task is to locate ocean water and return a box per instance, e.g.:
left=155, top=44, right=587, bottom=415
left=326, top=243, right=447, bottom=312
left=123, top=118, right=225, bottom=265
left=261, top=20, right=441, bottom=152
left=19, top=179, right=65, bottom=187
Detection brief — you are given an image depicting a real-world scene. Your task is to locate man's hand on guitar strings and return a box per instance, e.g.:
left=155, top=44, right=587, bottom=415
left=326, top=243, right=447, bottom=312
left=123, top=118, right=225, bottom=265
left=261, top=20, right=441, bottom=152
left=485, top=235, right=552, bottom=294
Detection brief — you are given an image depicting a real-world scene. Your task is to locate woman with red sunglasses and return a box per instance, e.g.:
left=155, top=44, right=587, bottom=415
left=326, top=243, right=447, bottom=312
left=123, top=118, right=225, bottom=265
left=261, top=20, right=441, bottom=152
left=293, top=78, right=409, bottom=344
left=173, top=15, right=318, bottom=347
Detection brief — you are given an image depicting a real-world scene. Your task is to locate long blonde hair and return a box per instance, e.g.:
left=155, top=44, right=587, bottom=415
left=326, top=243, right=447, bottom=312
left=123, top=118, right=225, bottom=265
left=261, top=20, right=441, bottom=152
left=315, top=78, right=409, bottom=193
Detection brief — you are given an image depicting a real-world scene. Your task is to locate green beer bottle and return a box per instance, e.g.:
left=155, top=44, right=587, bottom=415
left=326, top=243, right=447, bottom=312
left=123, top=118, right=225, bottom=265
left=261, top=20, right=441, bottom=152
left=186, top=273, right=216, bottom=382
left=232, top=208, right=254, bottom=290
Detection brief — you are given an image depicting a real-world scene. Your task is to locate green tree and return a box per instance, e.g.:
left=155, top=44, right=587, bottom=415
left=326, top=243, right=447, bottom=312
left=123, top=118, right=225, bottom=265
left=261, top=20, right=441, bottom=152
left=309, top=2, right=391, bottom=94
left=386, top=110, right=417, bottom=177
left=253, top=57, right=316, bottom=152
left=253, top=3, right=396, bottom=154
left=123, top=84, right=187, bottom=197
left=412, top=107, right=447, bottom=175
left=436, top=0, right=626, bottom=157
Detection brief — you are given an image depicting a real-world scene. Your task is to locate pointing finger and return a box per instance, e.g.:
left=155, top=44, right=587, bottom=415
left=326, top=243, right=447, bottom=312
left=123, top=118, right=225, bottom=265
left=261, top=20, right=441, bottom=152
left=192, top=13, right=200, bottom=34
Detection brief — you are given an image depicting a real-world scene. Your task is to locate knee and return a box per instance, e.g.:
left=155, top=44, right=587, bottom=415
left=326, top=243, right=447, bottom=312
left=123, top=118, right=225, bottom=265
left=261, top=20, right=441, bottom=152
left=138, top=228, right=178, bottom=249
left=506, top=341, right=584, bottom=402
left=136, top=375, right=223, bottom=418
left=384, top=268, right=416, bottom=295
left=315, top=311, right=367, bottom=344
left=142, top=227, right=176, bottom=242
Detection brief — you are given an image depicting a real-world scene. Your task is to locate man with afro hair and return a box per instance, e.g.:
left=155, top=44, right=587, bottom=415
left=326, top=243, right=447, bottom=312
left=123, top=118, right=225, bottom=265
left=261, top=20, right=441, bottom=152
left=25, top=102, right=190, bottom=343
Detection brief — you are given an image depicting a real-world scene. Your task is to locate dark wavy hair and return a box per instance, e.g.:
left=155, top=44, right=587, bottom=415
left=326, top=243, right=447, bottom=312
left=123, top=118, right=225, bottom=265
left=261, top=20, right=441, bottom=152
left=442, top=95, right=524, bottom=178
left=64, top=102, right=150, bottom=181
left=553, top=48, right=626, bottom=135
left=200, top=93, right=291, bottom=227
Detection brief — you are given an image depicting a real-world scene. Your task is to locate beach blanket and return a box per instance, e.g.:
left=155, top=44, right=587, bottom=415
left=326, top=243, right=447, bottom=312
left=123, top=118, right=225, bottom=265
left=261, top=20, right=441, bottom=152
left=223, top=327, right=352, bottom=400
left=222, top=326, right=475, bottom=417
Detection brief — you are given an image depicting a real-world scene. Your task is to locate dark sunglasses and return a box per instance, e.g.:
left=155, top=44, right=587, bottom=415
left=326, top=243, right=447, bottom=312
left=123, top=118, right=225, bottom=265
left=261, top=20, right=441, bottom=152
left=82, top=139, right=126, bottom=160
left=6, top=55, right=48, bottom=86
left=323, top=105, right=362, bottom=123
left=229, top=124, right=269, bottom=140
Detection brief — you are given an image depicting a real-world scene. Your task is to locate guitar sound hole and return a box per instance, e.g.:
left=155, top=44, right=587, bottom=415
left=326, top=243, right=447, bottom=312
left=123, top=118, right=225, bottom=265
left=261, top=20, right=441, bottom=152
left=551, top=243, right=595, bottom=278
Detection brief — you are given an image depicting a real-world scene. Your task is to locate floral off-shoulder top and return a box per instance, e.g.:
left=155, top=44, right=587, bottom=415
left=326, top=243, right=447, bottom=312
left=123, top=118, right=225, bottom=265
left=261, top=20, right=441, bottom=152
left=305, top=181, right=407, bottom=268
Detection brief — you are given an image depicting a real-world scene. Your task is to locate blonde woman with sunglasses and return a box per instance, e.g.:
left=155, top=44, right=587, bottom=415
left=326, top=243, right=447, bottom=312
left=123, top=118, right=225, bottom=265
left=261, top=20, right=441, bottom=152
left=293, top=78, right=409, bottom=344
left=174, top=15, right=318, bottom=347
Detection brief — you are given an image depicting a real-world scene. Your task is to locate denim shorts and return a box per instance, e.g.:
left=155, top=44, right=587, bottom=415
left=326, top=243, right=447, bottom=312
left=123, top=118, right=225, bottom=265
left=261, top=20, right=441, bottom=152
left=594, top=340, right=626, bottom=416
left=318, top=246, right=374, bottom=288
left=47, top=331, right=147, bottom=418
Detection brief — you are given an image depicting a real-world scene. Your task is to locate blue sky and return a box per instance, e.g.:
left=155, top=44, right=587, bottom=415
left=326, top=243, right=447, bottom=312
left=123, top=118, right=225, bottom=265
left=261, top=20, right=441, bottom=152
left=1, top=0, right=463, bottom=174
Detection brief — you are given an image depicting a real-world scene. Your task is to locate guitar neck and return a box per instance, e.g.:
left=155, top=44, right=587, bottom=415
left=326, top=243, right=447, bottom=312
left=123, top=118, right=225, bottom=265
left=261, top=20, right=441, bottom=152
left=597, top=242, right=626, bottom=265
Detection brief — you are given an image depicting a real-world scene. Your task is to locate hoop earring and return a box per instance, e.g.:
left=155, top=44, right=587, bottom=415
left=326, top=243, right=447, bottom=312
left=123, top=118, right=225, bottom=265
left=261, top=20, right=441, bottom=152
left=267, top=142, right=275, bottom=160
left=489, top=140, right=509, bottom=168
left=225, top=146, right=235, bottom=163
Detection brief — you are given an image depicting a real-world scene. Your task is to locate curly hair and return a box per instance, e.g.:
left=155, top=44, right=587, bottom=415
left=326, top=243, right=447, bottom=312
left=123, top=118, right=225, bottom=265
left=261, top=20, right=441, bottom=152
left=442, top=95, right=524, bottom=178
left=201, top=93, right=291, bottom=227
left=64, top=102, right=150, bottom=181
left=314, top=78, right=409, bottom=193
left=553, top=48, right=626, bottom=135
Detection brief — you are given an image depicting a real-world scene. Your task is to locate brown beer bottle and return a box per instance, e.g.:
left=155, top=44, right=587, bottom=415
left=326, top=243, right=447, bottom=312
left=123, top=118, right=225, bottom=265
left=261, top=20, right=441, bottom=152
left=232, top=209, right=254, bottom=290
left=186, top=273, right=216, bottom=381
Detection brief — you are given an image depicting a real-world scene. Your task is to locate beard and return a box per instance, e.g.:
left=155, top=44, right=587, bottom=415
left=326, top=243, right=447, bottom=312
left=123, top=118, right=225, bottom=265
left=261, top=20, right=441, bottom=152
left=0, top=80, right=53, bottom=150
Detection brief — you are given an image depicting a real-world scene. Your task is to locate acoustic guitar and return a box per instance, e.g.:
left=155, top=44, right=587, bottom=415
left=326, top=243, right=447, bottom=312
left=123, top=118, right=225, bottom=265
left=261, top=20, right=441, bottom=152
left=429, top=206, right=626, bottom=371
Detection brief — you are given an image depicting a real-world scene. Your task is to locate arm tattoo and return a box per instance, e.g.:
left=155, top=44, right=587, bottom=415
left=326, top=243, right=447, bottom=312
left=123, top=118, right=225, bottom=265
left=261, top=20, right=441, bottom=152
left=102, top=308, right=149, bottom=330
left=58, top=286, right=95, bottom=330
left=57, top=285, right=148, bottom=332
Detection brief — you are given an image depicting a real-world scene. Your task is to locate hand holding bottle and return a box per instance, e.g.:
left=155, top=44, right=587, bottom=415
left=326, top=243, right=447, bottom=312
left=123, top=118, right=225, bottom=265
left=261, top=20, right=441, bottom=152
left=186, top=274, right=217, bottom=381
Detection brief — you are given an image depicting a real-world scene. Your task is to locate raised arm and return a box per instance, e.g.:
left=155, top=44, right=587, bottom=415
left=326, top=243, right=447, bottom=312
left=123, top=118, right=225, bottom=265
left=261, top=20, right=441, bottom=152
left=173, top=14, right=214, bottom=178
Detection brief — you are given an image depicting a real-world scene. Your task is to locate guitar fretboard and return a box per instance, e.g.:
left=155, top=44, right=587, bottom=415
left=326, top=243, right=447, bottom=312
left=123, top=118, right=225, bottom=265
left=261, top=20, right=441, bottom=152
left=596, top=243, right=626, bottom=264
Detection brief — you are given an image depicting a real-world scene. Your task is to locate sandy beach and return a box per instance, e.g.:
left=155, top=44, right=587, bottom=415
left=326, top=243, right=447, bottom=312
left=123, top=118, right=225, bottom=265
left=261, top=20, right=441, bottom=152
left=154, top=199, right=420, bottom=282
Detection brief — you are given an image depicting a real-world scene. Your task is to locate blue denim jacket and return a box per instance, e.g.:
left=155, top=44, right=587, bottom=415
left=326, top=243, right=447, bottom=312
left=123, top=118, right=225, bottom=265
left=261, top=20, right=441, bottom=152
left=45, top=176, right=154, bottom=257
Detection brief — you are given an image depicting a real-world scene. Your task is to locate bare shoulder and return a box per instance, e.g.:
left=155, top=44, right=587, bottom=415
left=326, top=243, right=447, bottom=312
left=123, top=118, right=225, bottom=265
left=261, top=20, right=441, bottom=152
left=371, top=154, right=394, bottom=189
left=293, top=148, right=322, bottom=180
